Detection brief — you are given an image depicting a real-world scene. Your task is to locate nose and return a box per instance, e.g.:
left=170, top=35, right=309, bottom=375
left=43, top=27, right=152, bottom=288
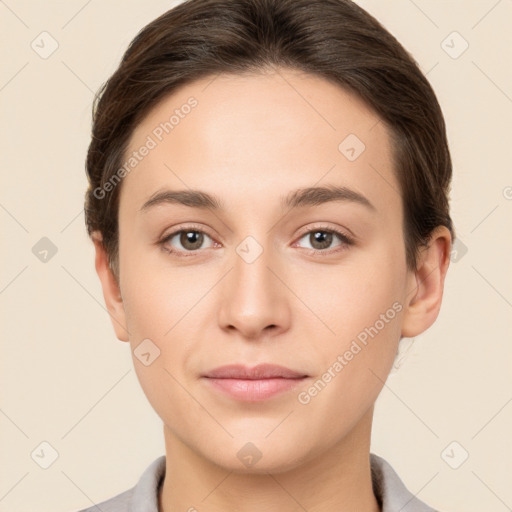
left=217, top=240, right=291, bottom=340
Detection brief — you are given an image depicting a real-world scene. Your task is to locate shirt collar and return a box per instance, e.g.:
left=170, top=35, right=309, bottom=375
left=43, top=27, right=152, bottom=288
left=129, top=453, right=437, bottom=512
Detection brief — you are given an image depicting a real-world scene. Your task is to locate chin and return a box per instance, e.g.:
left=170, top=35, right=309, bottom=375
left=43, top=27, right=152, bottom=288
left=203, top=436, right=313, bottom=475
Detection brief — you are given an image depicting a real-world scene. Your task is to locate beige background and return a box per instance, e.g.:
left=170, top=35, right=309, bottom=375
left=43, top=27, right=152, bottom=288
left=1, top=1, right=511, bottom=511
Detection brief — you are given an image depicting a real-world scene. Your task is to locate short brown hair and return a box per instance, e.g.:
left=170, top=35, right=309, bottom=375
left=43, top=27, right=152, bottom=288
left=84, top=0, right=455, bottom=281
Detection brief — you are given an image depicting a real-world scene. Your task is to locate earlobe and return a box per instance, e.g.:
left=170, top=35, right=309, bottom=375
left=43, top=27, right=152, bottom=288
left=401, top=226, right=452, bottom=338
left=92, top=232, right=130, bottom=342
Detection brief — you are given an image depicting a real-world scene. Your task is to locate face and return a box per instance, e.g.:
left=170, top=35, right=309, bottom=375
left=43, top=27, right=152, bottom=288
left=109, top=68, right=421, bottom=473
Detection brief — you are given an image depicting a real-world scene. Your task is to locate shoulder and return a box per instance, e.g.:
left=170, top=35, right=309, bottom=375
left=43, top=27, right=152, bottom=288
left=70, top=455, right=166, bottom=512
left=370, top=453, right=441, bottom=512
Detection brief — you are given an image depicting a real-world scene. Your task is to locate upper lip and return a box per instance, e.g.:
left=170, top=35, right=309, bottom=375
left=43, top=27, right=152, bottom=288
left=202, top=364, right=308, bottom=379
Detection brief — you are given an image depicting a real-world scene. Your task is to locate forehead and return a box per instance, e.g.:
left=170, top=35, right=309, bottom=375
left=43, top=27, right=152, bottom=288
left=119, top=68, right=400, bottom=220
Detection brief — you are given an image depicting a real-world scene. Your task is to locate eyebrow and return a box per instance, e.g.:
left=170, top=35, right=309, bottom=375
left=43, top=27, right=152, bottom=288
left=139, top=184, right=376, bottom=213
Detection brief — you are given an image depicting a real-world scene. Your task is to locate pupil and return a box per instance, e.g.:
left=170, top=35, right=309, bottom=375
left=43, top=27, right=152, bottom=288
left=182, top=231, right=203, bottom=249
left=312, top=231, right=331, bottom=249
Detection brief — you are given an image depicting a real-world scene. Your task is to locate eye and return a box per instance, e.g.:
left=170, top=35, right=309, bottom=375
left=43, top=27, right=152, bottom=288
left=295, top=226, right=354, bottom=254
left=158, top=224, right=354, bottom=258
left=160, top=226, right=215, bottom=256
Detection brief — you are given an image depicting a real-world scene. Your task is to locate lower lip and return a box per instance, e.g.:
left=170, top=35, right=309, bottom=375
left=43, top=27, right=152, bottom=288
left=203, top=377, right=308, bottom=401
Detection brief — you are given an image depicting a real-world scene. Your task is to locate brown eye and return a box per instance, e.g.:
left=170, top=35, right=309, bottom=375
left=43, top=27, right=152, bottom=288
left=178, top=231, right=205, bottom=250
left=296, top=227, right=353, bottom=254
left=309, top=231, right=333, bottom=250
left=162, top=229, right=214, bottom=255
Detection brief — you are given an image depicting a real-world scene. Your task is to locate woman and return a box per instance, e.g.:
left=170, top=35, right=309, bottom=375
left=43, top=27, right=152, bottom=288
left=80, top=0, right=453, bottom=510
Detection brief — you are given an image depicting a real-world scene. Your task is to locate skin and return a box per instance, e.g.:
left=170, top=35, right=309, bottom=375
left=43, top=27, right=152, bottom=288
left=93, top=67, right=451, bottom=512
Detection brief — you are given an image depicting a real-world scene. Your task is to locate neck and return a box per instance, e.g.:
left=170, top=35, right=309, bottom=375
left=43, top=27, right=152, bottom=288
left=158, top=406, right=380, bottom=512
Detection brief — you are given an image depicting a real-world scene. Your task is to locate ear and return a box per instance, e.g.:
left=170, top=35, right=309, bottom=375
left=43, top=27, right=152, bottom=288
left=92, top=231, right=130, bottom=342
left=401, top=226, right=452, bottom=338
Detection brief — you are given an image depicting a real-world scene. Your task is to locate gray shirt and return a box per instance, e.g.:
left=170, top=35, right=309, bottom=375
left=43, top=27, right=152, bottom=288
left=75, top=453, right=439, bottom=511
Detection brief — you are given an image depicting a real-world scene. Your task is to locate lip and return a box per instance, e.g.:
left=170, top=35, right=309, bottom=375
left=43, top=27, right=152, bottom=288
left=202, top=364, right=308, bottom=379
left=202, top=364, right=309, bottom=402
left=201, top=364, right=309, bottom=402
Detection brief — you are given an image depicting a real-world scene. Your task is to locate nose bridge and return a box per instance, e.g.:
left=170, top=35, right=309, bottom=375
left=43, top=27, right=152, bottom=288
left=217, top=233, right=289, bottom=337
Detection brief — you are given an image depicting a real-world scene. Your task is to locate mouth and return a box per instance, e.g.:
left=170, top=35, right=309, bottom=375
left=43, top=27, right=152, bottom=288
left=201, top=364, right=310, bottom=401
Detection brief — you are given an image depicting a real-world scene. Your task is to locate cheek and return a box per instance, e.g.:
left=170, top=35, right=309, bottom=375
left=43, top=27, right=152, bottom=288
left=121, top=271, right=204, bottom=407
left=294, top=283, right=403, bottom=442
left=119, top=237, right=208, bottom=338
left=120, top=265, right=202, bottom=424
left=297, top=245, right=405, bottom=402
left=295, top=242, right=405, bottom=343
left=119, top=248, right=216, bottom=387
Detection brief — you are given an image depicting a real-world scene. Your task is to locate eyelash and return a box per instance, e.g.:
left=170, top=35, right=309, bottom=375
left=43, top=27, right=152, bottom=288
left=158, top=224, right=355, bottom=258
